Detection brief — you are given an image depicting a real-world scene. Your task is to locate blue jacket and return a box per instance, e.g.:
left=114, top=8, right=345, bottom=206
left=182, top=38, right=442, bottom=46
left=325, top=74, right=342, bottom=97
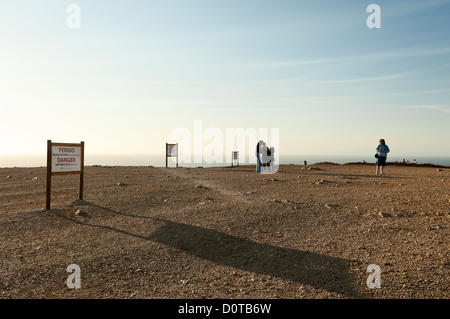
left=376, top=145, right=390, bottom=157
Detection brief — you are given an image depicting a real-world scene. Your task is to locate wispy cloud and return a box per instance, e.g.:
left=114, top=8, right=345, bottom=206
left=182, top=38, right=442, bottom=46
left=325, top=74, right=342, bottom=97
left=386, top=88, right=450, bottom=97
left=314, top=72, right=410, bottom=85
left=247, top=47, right=450, bottom=70
left=405, top=104, right=450, bottom=114
left=246, top=58, right=337, bottom=69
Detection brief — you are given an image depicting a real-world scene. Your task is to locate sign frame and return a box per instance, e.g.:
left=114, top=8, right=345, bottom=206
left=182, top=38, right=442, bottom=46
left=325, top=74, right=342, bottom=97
left=46, top=140, right=85, bottom=209
left=231, top=151, right=239, bottom=167
left=165, top=143, right=178, bottom=168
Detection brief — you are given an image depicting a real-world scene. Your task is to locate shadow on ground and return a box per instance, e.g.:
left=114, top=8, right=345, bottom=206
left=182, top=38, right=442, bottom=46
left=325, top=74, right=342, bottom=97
left=54, top=203, right=366, bottom=298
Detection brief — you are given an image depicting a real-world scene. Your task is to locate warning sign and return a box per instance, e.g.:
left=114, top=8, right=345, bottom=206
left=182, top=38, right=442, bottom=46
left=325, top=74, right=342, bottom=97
left=167, top=144, right=178, bottom=157
left=51, top=146, right=82, bottom=173
left=46, top=140, right=85, bottom=209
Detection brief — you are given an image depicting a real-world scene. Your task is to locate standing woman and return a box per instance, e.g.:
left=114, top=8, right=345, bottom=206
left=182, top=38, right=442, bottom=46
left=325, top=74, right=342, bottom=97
left=256, top=140, right=263, bottom=172
left=376, top=139, right=390, bottom=175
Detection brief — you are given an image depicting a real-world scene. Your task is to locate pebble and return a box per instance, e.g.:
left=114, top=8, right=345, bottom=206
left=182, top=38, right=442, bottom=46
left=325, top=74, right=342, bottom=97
left=379, top=211, right=390, bottom=218
left=6, top=176, right=13, bottom=179
left=117, top=182, right=126, bottom=186
left=75, top=209, right=86, bottom=216
left=32, top=177, right=39, bottom=180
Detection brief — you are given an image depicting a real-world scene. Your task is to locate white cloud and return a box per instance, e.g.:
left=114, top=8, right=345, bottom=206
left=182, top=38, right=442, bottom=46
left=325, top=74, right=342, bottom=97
left=405, top=104, right=450, bottom=114
left=314, top=72, right=410, bottom=85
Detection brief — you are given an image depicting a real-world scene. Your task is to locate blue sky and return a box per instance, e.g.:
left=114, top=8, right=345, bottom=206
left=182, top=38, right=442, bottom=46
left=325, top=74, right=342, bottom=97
left=0, top=0, right=449, bottom=165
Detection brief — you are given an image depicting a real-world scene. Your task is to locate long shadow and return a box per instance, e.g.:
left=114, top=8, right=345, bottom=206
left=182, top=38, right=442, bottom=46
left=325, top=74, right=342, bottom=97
left=53, top=205, right=365, bottom=298
left=290, top=171, right=414, bottom=179
left=148, top=221, right=364, bottom=298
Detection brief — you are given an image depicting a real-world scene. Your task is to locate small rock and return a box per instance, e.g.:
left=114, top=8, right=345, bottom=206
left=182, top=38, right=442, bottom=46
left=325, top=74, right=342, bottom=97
left=379, top=211, right=390, bottom=218
left=6, top=176, right=13, bottom=179
left=195, top=184, right=206, bottom=189
left=32, top=177, right=39, bottom=180
left=75, top=209, right=86, bottom=216
left=437, top=168, right=443, bottom=171
left=117, top=182, right=126, bottom=186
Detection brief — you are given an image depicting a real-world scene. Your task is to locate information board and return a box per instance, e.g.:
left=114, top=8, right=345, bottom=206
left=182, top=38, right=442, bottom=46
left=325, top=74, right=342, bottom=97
left=51, top=145, right=82, bottom=173
left=46, top=140, right=85, bottom=209
left=165, top=143, right=178, bottom=168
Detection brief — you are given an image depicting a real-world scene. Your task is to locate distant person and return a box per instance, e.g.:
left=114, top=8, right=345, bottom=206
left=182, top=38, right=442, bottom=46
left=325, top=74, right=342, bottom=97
left=363, top=160, right=366, bottom=164
left=376, top=139, right=390, bottom=175
left=261, top=143, right=271, bottom=171
left=413, top=159, right=417, bottom=164
left=304, top=160, right=307, bottom=166
left=269, top=147, right=275, bottom=171
left=256, top=140, right=264, bottom=172
left=403, top=159, right=406, bottom=164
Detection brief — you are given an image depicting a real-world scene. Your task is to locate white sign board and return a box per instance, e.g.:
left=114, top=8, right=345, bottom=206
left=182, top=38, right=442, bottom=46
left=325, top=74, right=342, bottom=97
left=167, top=144, right=178, bottom=157
left=51, top=146, right=82, bottom=172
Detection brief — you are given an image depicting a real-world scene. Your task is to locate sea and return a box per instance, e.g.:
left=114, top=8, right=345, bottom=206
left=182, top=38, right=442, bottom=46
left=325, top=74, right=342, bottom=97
left=1, top=154, right=449, bottom=168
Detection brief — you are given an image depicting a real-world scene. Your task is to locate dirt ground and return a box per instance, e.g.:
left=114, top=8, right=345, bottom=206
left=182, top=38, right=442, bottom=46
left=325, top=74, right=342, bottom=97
left=0, top=163, right=449, bottom=299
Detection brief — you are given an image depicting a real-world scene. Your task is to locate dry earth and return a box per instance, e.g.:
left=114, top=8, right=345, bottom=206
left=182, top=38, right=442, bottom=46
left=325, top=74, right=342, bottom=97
left=0, top=164, right=449, bottom=299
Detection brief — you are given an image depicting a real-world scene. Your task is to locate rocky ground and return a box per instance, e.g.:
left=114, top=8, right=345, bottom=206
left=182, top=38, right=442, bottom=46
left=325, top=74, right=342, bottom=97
left=0, top=163, right=449, bottom=299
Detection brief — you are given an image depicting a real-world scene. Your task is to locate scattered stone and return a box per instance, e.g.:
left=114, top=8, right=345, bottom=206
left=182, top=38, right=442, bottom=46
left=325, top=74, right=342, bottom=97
left=75, top=209, right=87, bottom=216
left=324, top=203, right=339, bottom=208
left=198, top=200, right=214, bottom=206
left=195, top=184, right=207, bottom=189
left=117, top=182, right=127, bottom=186
left=437, top=169, right=443, bottom=171
left=379, top=211, right=390, bottom=218
left=6, top=176, right=13, bottom=179
left=32, top=177, right=39, bottom=180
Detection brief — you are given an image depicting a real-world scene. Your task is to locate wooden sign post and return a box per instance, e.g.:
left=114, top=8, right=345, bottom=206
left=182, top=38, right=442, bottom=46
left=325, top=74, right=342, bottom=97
left=166, top=143, right=178, bottom=168
left=46, top=140, right=85, bottom=210
left=232, top=151, right=239, bottom=167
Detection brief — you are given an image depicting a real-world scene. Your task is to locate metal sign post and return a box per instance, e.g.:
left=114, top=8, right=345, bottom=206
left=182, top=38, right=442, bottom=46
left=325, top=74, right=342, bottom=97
left=46, top=140, right=85, bottom=209
left=232, top=151, right=239, bottom=167
left=166, top=143, right=178, bottom=168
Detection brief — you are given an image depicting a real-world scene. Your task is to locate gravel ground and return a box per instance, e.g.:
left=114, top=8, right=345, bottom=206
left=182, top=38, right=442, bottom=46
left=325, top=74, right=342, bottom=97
left=0, top=164, right=449, bottom=299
